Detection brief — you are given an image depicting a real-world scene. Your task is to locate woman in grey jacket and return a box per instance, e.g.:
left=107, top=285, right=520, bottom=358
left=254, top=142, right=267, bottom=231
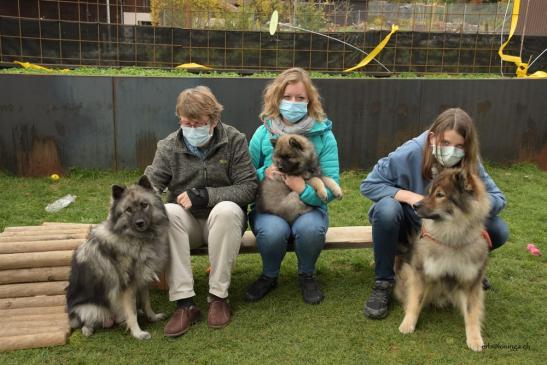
left=145, top=86, right=257, bottom=336
left=360, top=108, right=508, bottom=320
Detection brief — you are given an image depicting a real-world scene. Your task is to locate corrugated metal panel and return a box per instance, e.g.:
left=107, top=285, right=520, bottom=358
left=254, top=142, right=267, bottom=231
left=1, top=74, right=546, bottom=174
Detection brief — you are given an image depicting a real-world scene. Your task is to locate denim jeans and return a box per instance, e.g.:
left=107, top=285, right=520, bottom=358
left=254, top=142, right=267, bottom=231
left=249, top=207, right=329, bottom=278
left=368, top=197, right=510, bottom=282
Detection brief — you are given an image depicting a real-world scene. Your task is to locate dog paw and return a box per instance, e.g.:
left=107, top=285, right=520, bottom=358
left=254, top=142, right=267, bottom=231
left=132, top=330, right=151, bottom=340
left=332, top=188, right=343, bottom=200
left=398, top=321, right=416, bottom=334
left=148, top=312, right=167, bottom=322
left=82, top=326, right=94, bottom=337
left=467, top=337, right=484, bottom=352
left=316, top=188, right=328, bottom=202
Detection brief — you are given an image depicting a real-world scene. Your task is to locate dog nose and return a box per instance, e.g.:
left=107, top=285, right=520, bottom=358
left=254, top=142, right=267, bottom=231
left=135, top=219, right=145, bottom=228
left=412, top=200, right=423, bottom=210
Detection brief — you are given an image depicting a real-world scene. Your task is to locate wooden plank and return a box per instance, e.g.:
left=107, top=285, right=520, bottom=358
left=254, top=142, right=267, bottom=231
left=0, top=267, right=70, bottom=285
left=0, top=306, right=66, bottom=317
left=0, top=331, right=67, bottom=352
left=0, top=312, right=68, bottom=322
left=191, top=226, right=373, bottom=254
left=0, top=239, right=84, bottom=254
left=0, top=326, right=69, bottom=338
left=0, top=250, right=74, bottom=270
left=0, top=233, right=88, bottom=242
left=42, top=222, right=92, bottom=227
left=3, top=224, right=91, bottom=233
left=0, top=295, right=66, bottom=310
left=1, top=227, right=90, bottom=236
left=0, top=281, right=69, bottom=299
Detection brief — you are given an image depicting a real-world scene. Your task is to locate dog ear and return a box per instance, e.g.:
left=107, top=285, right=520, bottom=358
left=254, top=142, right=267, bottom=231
left=289, top=137, right=304, bottom=151
left=455, top=169, right=474, bottom=193
left=138, top=175, right=153, bottom=190
left=112, top=184, right=126, bottom=200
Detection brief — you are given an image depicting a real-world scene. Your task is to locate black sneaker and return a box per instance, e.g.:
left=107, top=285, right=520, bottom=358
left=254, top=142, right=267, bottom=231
left=364, top=280, right=394, bottom=319
left=482, top=276, right=491, bottom=290
left=298, top=273, right=324, bottom=305
left=245, top=275, right=277, bottom=302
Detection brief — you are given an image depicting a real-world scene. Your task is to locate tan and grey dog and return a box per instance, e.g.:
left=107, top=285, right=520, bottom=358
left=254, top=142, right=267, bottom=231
left=395, top=168, right=491, bottom=351
left=66, top=175, right=169, bottom=340
left=256, top=134, right=342, bottom=223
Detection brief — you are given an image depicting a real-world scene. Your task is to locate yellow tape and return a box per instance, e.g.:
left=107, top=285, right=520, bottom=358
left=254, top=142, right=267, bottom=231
left=14, top=61, right=69, bottom=73
left=499, top=0, right=546, bottom=78
left=175, top=63, right=212, bottom=70
left=344, top=25, right=398, bottom=73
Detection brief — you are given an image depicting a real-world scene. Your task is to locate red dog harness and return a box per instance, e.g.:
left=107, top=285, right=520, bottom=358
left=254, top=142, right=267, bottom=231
left=420, top=227, right=493, bottom=250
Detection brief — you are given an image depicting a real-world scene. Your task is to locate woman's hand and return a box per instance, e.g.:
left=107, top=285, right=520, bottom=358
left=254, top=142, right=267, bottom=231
left=394, top=190, right=424, bottom=207
left=176, top=191, right=192, bottom=209
left=283, top=175, right=306, bottom=194
left=265, top=165, right=283, bottom=180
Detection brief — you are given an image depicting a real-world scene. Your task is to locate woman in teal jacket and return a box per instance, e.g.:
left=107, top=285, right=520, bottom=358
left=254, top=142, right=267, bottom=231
left=245, top=68, right=341, bottom=305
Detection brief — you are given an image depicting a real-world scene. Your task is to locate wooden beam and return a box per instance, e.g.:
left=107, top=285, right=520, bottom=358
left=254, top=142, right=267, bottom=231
left=0, top=239, right=83, bottom=254
left=0, top=267, right=70, bottom=285
left=0, top=281, right=69, bottom=299
left=0, top=295, right=66, bottom=309
left=0, top=250, right=74, bottom=270
left=0, top=331, right=67, bottom=352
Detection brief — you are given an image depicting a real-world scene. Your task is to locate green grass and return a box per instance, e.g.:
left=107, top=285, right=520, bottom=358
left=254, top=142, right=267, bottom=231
left=0, top=164, right=545, bottom=364
left=0, top=66, right=503, bottom=79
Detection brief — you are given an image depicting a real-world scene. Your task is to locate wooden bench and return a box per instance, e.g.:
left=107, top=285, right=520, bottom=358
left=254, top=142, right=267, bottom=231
left=190, top=226, right=373, bottom=254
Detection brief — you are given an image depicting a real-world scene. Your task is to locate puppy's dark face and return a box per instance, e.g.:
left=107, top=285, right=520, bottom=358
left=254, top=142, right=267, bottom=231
left=271, top=134, right=316, bottom=176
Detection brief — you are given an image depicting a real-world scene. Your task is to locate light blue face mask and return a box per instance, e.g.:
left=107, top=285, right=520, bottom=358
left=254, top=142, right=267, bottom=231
left=181, top=124, right=212, bottom=147
left=431, top=145, right=465, bottom=167
left=279, top=100, right=308, bottom=123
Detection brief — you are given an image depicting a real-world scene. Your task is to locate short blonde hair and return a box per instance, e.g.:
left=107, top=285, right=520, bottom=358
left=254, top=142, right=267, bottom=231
left=261, top=67, right=326, bottom=121
left=176, top=86, right=223, bottom=122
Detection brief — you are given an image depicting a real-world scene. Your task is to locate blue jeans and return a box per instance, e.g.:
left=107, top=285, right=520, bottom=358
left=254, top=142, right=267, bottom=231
left=368, top=197, right=510, bottom=282
left=249, top=207, right=329, bottom=278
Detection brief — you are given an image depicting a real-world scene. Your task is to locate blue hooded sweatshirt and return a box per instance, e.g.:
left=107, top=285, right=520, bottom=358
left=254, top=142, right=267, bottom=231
left=360, top=131, right=506, bottom=217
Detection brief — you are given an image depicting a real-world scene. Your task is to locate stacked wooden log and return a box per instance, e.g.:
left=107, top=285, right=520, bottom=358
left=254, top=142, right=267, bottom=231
left=0, top=222, right=91, bottom=352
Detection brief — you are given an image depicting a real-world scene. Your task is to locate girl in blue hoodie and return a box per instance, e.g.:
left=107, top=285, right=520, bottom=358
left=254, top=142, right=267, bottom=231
left=245, top=68, right=341, bottom=305
left=360, top=108, right=509, bottom=320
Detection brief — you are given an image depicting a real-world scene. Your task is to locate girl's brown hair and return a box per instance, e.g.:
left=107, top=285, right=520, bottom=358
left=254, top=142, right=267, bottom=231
left=422, top=108, right=480, bottom=179
left=176, top=86, right=223, bottom=122
left=260, top=67, right=326, bottom=121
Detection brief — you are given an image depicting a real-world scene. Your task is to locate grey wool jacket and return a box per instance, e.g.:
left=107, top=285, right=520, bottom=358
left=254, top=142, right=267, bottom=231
left=144, top=122, right=258, bottom=219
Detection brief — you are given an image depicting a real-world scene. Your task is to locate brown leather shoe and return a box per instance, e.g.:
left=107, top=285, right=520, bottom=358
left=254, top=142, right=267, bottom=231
left=163, top=306, right=201, bottom=337
left=207, top=297, right=231, bottom=329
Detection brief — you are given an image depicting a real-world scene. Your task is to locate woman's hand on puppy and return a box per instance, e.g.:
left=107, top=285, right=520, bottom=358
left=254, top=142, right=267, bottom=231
left=176, top=191, right=192, bottom=209
left=283, top=175, right=306, bottom=194
left=265, top=165, right=283, bottom=180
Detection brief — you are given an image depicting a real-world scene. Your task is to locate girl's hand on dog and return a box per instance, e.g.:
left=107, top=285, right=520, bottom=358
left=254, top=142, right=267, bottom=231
left=265, top=165, right=283, bottom=180
left=395, top=190, right=424, bottom=207
left=177, top=191, right=193, bottom=209
left=283, top=175, right=306, bottom=194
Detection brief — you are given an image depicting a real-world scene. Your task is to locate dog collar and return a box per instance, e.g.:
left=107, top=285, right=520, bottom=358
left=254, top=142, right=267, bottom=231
left=420, top=227, right=492, bottom=250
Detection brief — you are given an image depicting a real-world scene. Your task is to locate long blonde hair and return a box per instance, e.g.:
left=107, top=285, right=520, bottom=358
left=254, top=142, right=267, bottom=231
left=422, top=108, right=480, bottom=179
left=260, top=67, right=326, bottom=121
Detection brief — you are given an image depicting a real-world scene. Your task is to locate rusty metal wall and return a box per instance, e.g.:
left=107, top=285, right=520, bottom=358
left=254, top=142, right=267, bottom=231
left=0, top=74, right=546, bottom=175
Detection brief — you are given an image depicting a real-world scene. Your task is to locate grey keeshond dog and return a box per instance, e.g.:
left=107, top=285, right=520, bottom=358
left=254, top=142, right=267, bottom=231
left=256, top=134, right=342, bottom=223
left=66, top=175, right=169, bottom=340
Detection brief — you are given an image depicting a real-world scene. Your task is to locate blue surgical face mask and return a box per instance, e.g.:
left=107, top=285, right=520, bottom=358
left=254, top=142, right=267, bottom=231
left=181, top=124, right=212, bottom=147
left=279, top=99, right=308, bottom=123
left=431, top=145, right=465, bottom=167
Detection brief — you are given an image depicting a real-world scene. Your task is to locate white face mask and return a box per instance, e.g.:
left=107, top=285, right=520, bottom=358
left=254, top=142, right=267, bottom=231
left=431, top=145, right=465, bottom=167
left=181, top=124, right=212, bottom=147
